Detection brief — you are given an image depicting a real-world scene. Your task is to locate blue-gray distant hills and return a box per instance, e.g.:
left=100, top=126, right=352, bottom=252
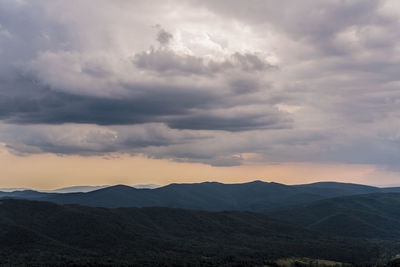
left=1, top=180, right=399, bottom=211
left=47, top=184, right=160, bottom=193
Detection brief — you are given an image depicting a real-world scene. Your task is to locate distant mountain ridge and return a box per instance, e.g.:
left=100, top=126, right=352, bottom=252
left=1, top=180, right=400, bottom=211
left=44, top=185, right=110, bottom=193
left=0, top=184, right=160, bottom=194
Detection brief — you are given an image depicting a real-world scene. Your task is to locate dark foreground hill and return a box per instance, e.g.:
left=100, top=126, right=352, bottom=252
left=2, top=181, right=399, bottom=211
left=269, top=192, right=400, bottom=239
left=0, top=199, right=396, bottom=266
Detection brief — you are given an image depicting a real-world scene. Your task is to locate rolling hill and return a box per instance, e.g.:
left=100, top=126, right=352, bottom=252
left=269, top=192, right=400, bottom=239
left=0, top=199, right=395, bottom=266
left=292, top=181, right=381, bottom=197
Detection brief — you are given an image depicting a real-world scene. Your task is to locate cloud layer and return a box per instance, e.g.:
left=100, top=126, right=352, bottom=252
left=1, top=0, right=400, bottom=169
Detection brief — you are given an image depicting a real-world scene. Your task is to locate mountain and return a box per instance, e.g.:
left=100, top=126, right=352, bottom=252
left=269, top=192, right=400, bottom=239
left=382, top=187, right=400, bottom=193
left=0, top=187, right=30, bottom=192
left=132, top=183, right=160, bottom=189
left=45, top=184, right=159, bottom=193
left=38, top=181, right=325, bottom=211
left=0, top=184, right=159, bottom=195
left=0, top=189, right=51, bottom=200
left=45, top=185, right=110, bottom=193
left=2, top=181, right=400, bottom=211
left=293, top=181, right=381, bottom=197
left=0, top=199, right=395, bottom=266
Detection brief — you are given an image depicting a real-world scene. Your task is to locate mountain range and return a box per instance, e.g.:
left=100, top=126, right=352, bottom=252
left=2, top=181, right=400, bottom=265
left=1, top=180, right=400, bottom=211
left=0, top=184, right=160, bottom=193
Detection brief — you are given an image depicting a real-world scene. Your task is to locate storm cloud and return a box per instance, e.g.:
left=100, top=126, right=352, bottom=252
left=1, top=0, right=400, bottom=170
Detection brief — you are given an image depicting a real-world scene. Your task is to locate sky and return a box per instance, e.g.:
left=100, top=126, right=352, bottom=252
left=1, top=0, right=400, bottom=189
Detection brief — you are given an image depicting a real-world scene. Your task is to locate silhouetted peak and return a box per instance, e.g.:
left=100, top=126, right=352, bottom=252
left=247, top=180, right=265, bottom=184
left=93, top=184, right=136, bottom=192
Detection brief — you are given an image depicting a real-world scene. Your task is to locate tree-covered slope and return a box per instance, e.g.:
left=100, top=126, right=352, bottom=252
left=269, top=192, right=400, bottom=239
left=0, top=199, right=395, bottom=266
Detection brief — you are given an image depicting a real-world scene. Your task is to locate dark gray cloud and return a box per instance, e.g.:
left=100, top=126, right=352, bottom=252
left=228, top=77, right=262, bottom=94
left=1, top=0, right=400, bottom=170
left=0, top=123, right=205, bottom=157
left=156, top=27, right=173, bottom=45
left=0, top=75, right=287, bottom=132
left=167, top=110, right=289, bottom=132
left=133, top=49, right=274, bottom=76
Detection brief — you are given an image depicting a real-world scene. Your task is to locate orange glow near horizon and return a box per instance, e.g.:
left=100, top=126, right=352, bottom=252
left=2, top=146, right=397, bottom=190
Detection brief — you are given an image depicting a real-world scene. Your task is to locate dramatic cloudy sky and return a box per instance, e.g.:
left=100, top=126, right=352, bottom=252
left=1, top=0, right=400, bottom=188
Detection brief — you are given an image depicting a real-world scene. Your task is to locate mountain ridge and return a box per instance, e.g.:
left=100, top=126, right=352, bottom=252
left=2, top=181, right=400, bottom=211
